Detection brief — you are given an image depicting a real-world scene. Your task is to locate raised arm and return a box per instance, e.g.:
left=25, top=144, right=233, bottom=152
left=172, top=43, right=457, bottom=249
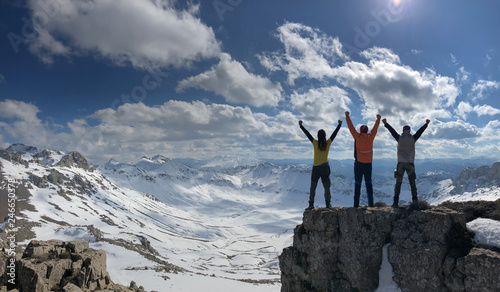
left=382, top=119, right=400, bottom=142
left=370, top=114, right=381, bottom=137
left=299, top=120, right=314, bottom=143
left=345, top=112, right=358, bottom=139
left=329, top=120, right=342, bottom=141
left=413, top=119, right=430, bottom=142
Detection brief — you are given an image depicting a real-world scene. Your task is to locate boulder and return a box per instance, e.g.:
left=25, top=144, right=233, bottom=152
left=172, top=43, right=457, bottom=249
left=1, top=240, right=145, bottom=292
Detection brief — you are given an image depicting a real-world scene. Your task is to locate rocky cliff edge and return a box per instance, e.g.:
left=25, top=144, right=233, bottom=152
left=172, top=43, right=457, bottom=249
left=279, top=206, right=500, bottom=292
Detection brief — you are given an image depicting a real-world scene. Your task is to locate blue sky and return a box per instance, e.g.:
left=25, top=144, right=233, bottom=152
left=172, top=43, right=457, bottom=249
left=1, top=0, right=500, bottom=163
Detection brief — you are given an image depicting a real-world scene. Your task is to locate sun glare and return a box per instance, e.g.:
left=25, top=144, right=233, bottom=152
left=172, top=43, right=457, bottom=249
left=392, top=0, right=401, bottom=7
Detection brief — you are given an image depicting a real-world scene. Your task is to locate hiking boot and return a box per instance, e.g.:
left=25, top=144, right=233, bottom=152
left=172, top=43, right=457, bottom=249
left=392, top=196, right=399, bottom=208
left=306, top=203, right=314, bottom=210
left=326, top=203, right=332, bottom=208
left=412, top=197, right=419, bottom=210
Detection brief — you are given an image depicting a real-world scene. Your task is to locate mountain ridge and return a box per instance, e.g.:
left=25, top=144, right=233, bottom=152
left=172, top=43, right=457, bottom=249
left=1, top=143, right=499, bottom=291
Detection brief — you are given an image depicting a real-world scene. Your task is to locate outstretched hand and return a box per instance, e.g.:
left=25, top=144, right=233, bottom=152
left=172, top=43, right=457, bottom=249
left=376, top=114, right=381, bottom=120
left=382, top=118, right=387, bottom=125
left=345, top=111, right=350, bottom=117
left=338, top=120, right=342, bottom=126
left=426, top=119, right=430, bottom=125
left=299, top=120, right=303, bottom=126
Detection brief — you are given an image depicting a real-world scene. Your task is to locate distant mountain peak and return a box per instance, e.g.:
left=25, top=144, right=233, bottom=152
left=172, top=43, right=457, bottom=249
left=137, top=154, right=170, bottom=165
left=58, top=151, right=90, bottom=170
left=6, top=143, right=39, bottom=153
left=151, top=154, right=170, bottom=163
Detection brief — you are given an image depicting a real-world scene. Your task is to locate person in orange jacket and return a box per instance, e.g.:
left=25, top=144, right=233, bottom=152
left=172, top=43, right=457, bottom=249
left=345, top=111, right=381, bottom=207
left=299, top=120, right=342, bottom=210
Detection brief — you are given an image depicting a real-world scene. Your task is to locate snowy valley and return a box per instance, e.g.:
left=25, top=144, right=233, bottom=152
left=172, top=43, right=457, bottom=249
left=1, top=144, right=499, bottom=291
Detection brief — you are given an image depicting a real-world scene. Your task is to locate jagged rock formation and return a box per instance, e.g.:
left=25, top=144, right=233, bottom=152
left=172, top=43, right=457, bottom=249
left=0, top=240, right=146, bottom=292
left=452, top=162, right=500, bottom=193
left=279, top=206, right=500, bottom=292
left=58, top=152, right=91, bottom=171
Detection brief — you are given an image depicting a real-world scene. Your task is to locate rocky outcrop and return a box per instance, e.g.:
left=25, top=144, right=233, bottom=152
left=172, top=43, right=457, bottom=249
left=279, top=206, right=500, bottom=292
left=58, top=152, right=90, bottom=171
left=1, top=240, right=145, bottom=292
left=453, top=162, right=500, bottom=193
left=0, top=149, right=28, bottom=168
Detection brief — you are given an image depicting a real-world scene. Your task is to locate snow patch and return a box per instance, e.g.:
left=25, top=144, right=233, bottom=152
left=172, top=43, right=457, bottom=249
left=376, top=244, right=401, bottom=292
left=467, top=218, right=500, bottom=249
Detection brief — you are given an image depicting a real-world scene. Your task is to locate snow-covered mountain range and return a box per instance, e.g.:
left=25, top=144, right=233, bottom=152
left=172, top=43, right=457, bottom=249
left=0, top=143, right=499, bottom=291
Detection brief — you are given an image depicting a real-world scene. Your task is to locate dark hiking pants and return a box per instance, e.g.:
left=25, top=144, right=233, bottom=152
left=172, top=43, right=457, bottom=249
left=310, top=163, right=331, bottom=205
left=354, top=161, right=373, bottom=207
left=393, top=162, right=417, bottom=205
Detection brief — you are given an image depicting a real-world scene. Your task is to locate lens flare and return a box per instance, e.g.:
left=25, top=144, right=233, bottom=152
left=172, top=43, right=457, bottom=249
left=388, top=0, right=403, bottom=22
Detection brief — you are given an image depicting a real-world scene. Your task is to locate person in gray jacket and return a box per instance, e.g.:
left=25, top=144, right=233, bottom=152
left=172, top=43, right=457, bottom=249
left=382, top=118, right=430, bottom=208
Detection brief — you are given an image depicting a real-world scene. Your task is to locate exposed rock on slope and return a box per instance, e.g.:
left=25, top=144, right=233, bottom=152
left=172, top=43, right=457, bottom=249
left=0, top=240, right=145, bottom=292
left=452, top=162, right=500, bottom=194
left=279, top=207, right=500, bottom=292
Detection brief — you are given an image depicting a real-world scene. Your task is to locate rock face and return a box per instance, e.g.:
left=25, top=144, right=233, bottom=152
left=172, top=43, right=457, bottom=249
left=58, top=152, right=90, bottom=171
left=279, top=207, right=500, bottom=292
left=452, top=162, right=500, bottom=193
left=1, top=240, right=145, bottom=292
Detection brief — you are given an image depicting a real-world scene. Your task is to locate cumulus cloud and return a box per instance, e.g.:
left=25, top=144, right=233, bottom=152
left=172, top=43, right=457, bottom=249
left=177, top=53, right=283, bottom=107
left=334, top=60, right=435, bottom=118
left=426, top=120, right=480, bottom=140
left=360, top=47, right=400, bottom=64
left=478, top=120, right=500, bottom=141
left=290, top=86, right=351, bottom=124
left=471, top=80, right=500, bottom=100
left=0, top=99, right=54, bottom=147
left=258, top=22, right=346, bottom=85
left=27, top=0, right=220, bottom=69
left=259, top=24, right=461, bottom=126
left=331, top=49, right=460, bottom=125
left=0, top=99, right=304, bottom=162
left=456, top=102, right=500, bottom=119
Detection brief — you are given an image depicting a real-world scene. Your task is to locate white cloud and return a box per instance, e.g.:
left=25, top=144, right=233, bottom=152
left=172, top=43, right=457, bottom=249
left=456, top=101, right=500, bottom=119
left=430, top=72, right=461, bottom=107
left=258, top=22, right=346, bottom=85
left=177, top=53, right=283, bottom=107
left=0, top=99, right=55, bottom=147
left=457, top=66, right=470, bottom=83
left=360, top=47, right=400, bottom=64
left=0, top=74, right=5, bottom=84
left=473, top=104, right=500, bottom=117
left=471, top=80, right=500, bottom=100
left=478, top=120, right=500, bottom=141
left=332, top=52, right=460, bottom=125
left=259, top=24, right=461, bottom=126
left=290, top=86, right=351, bottom=125
left=427, top=120, right=480, bottom=140
left=27, top=0, right=220, bottom=69
left=456, top=101, right=473, bottom=119
left=0, top=99, right=305, bottom=162
left=334, top=60, right=435, bottom=118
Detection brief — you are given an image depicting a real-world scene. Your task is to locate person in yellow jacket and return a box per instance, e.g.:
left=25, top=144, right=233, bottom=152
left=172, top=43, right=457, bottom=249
left=345, top=111, right=381, bottom=207
left=299, top=119, right=342, bottom=210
